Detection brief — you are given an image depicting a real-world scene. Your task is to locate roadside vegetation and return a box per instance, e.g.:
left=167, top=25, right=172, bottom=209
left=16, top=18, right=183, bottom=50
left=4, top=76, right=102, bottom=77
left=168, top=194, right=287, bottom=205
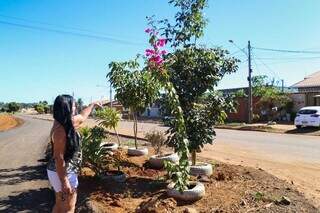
left=0, top=113, right=23, bottom=131
left=0, top=102, right=21, bottom=113
left=232, top=75, right=294, bottom=123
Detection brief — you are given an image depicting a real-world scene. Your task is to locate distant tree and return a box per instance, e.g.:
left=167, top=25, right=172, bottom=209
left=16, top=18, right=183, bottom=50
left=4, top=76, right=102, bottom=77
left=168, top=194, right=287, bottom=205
left=34, top=104, right=45, bottom=114
left=40, top=101, right=48, bottom=105
left=7, top=102, right=20, bottom=113
left=34, top=101, right=50, bottom=114
left=252, top=75, right=290, bottom=121
left=233, top=89, right=247, bottom=98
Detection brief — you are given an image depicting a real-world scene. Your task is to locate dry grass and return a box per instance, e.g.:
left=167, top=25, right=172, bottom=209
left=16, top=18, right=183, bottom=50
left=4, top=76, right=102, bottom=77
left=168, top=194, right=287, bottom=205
left=0, top=114, right=23, bottom=131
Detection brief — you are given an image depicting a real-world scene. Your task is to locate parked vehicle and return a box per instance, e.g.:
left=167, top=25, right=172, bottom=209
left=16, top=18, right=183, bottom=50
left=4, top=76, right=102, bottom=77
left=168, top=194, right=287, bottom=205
left=294, top=106, right=320, bottom=129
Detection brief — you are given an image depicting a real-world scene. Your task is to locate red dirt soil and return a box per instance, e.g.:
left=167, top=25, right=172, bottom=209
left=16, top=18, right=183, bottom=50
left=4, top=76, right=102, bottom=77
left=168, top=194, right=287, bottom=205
left=77, top=149, right=318, bottom=213
left=0, top=114, right=23, bottom=131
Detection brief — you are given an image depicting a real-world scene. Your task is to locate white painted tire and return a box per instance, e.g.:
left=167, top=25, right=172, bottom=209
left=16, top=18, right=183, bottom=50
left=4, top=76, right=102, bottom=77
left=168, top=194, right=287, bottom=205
left=127, top=147, right=149, bottom=156
left=100, top=142, right=119, bottom=151
left=167, top=181, right=205, bottom=202
left=190, top=162, right=213, bottom=177
left=149, top=153, right=179, bottom=169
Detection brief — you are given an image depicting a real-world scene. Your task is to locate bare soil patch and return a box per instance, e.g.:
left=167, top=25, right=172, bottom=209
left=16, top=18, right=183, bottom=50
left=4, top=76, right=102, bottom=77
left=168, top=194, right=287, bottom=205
left=77, top=149, right=318, bottom=213
left=0, top=114, right=23, bottom=132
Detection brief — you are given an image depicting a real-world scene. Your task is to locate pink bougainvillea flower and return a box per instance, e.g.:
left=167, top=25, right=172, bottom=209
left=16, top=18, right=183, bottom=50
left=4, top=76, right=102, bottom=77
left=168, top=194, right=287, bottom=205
left=160, top=50, right=167, bottom=55
left=156, top=38, right=166, bottom=47
left=149, top=55, right=161, bottom=63
left=145, top=49, right=155, bottom=56
left=156, top=58, right=163, bottom=65
left=144, top=28, right=152, bottom=33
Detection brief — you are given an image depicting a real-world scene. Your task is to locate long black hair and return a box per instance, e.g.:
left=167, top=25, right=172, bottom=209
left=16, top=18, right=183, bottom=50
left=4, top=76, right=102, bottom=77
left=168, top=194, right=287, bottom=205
left=53, top=95, right=79, bottom=161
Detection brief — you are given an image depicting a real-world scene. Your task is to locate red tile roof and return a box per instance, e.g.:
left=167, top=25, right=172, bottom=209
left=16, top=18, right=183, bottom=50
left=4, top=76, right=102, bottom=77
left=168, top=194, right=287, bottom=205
left=292, top=71, right=320, bottom=88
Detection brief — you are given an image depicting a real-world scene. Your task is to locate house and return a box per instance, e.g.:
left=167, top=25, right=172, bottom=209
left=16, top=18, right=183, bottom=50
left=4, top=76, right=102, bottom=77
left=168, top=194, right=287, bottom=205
left=292, top=71, right=320, bottom=107
left=102, top=100, right=162, bottom=119
left=103, top=100, right=125, bottom=113
left=141, top=102, right=161, bottom=118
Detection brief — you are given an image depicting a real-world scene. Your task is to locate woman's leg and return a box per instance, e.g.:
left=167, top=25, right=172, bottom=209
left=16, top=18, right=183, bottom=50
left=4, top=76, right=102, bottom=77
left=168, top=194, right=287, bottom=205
left=53, top=192, right=62, bottom=213
left=62, top=190, right=77, bottom=213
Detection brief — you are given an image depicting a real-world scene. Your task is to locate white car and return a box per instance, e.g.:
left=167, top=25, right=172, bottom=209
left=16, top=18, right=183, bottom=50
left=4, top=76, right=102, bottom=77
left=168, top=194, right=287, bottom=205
left=294, top=106, right=320, bottom=129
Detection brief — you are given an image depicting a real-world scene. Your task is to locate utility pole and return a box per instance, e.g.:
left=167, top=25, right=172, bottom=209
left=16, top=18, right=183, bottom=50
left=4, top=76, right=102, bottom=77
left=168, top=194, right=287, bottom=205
left=247, top=41, right=253, bottom=124
left=228, top=39, right=253, bottom=124
left=281, top=79, right=284, bottom=92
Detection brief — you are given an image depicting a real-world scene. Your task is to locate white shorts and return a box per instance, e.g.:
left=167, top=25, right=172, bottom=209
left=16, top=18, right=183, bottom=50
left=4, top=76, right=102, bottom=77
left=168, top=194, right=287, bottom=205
left=47, top=169, right=79, bottom=192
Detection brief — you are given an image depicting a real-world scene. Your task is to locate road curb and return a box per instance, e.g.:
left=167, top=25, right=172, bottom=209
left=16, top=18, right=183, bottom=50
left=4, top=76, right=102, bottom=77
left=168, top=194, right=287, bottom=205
left=24, top=114, right=148, bottom=141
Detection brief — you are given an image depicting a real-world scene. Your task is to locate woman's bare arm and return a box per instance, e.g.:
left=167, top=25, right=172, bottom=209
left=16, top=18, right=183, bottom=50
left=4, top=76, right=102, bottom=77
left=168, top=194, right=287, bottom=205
left=72, top=101, right=102, bottom=128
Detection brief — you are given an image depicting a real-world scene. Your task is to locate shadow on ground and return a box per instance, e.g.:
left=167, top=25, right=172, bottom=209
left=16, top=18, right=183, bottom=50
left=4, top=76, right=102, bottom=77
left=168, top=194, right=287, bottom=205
left=0, top=188, right=54, bottom=213
left=0, top=162, right=54, bottom=212
left=286, top=127, right=320, bottom=135
left=0, top=164, right=47, bottom=186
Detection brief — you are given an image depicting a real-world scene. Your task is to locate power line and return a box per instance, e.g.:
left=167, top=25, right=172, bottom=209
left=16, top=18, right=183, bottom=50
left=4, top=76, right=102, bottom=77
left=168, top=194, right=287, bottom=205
left=252, top=58, right=263, bottom=76
left=254, top=59, right=320, bottom=65
left=0, top=14, right=143, bottom=42
left=255, top=56, right=320, bottom=60
left=253, top=46, right=320, bottom=54
left=0, top=20, right=144, bottom=46
left=253, top=54, right=281, bottom=80
left=229, top=48, right=246, bottom=56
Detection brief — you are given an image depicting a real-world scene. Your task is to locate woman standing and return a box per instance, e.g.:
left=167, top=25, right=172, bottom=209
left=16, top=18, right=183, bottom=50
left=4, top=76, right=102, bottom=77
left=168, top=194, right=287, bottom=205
left=47, top=95, right=102, bottom=213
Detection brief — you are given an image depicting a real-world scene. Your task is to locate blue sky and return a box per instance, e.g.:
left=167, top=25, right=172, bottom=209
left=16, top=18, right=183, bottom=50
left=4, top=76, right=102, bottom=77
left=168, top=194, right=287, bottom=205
left=1, top=0, right=320, bottom=104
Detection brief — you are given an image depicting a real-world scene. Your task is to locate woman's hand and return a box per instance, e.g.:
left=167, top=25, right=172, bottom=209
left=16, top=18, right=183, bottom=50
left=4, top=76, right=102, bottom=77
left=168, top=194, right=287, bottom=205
left=73, top=100, right=105, bottom=128
left=61, top=178, right=73, bottom=196
left=91, top=100, right=104, bottom=108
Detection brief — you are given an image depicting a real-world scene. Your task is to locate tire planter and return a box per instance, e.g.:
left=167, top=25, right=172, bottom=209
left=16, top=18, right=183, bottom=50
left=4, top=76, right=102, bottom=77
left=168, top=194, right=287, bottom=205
left=100, top=142, right=119, bottom=151
left=190, top=162, right=213, bottom=177
left=100, top=171, right=126, bottom=183
left=167, top=181, right=205, bottom=202
left=119, top=145, right=129, bottom=150
left=127, top=147, right=148, bottom=156
left=149, top=153, right=179, bottom=169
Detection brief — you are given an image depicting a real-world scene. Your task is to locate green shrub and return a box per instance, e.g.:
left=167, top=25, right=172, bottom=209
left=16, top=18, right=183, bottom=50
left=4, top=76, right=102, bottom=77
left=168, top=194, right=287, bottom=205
left=80, top=126, right=108, bottom=176
left=7, top=102, right=20, bottom=113
left=145, top=130, right=167, bottom=155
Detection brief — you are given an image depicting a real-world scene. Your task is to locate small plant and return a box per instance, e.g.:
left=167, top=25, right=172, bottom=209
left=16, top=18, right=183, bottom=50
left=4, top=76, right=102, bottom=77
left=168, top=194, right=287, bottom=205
left=145, top=130, right=167, bottom=156
left=80, top=126, right=108, bottom=176
left=95, top=107, right=121, bottom=146
left=254, top=191, right=265, bottom=201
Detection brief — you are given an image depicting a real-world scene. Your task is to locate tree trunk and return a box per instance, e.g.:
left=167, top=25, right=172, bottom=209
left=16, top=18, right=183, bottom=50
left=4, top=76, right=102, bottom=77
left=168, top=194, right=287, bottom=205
left=133, top=112, right=138, bottom=149
left=192, top=150, right=196, bottom=166
left=114, top=128, right=121, bottom=146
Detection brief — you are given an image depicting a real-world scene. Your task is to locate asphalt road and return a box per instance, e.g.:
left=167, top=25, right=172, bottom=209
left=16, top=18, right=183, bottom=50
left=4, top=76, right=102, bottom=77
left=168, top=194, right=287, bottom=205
left=0, top=116, right=53, bottom=212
